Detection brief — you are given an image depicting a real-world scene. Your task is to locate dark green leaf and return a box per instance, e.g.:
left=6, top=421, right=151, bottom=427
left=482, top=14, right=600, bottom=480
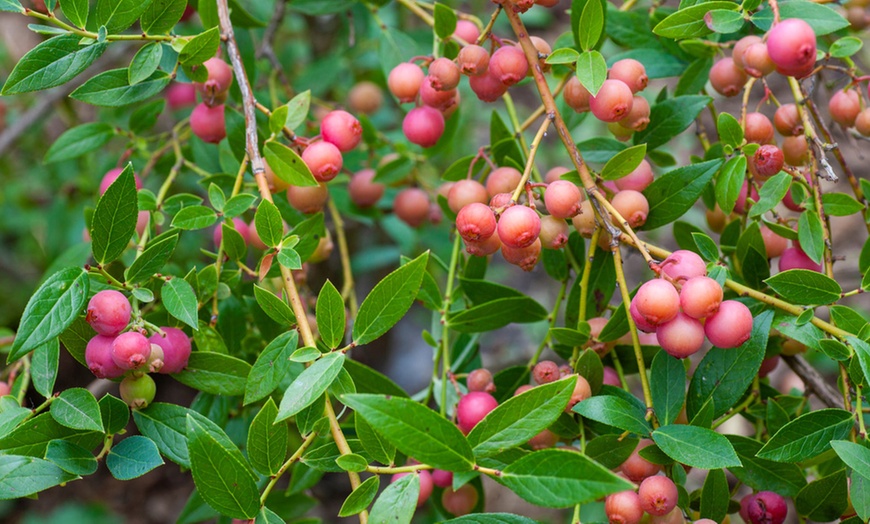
left=652, top=424, right=741, bottom=469
left=795, top=468, right=848, bottom=521
left=765, top=269, right=841, bottom=305
left=31, top=338, right=59, bottom=398
left=339, top=475, right=379, bottom=517
left=798, top=210, right=824, bottom=265
left=247, top=398, right=287, bottom=476
left=106, top=435, right=164, bottom=480
left=91, top=164, right=138, bottom=265
left=179, top=27, right=221, bottom=65
left=749, top=172, right=792, bottom=218
left=141, top=0, right=188, bottom=34
left=316, top=280, right=345, bottom=349
left=355, top=414, right=395, bottom=465
left=601, top=144, right=647, bottom=180
left=45, top=440, right=97, bottom=475
left=132, top=403, right=190, bottom=467
left=162, top=278, right=199, bottom=330
left=369, top=471, right=418, bottom=524
left=335, top=453, right=368, bottom=472
left=717, top=112, right=743, bottom=148
left=50, top=387, right=102, bottom=432
left=44, top=122, right=115, bottom=163
left=574, top=394, right=651, bottom=436
left=585, top=435, right=639, bottom=470
left=650, top=351, right=686, bottom=426
left=254, top=200, right=283, bottom=248
left=276, top=353, right=345, bottom=421
left=727, top=434, right=807, bottom=496
left=99, top=394, right=129, bottom=434
left=125, top=233, right=178, bottom=284
left=700, top=469, right=730, bottom=522
left=433, top=2, right=457, bottom=40
left=71, top=69, right=170, bottom=107
left=129, top=43, right=163, bottom=85
left=0, top=456, right=77, bottom=500
left=244, top=330, right=298, bottom=405
left=642, top=159, right=722, bottom=230
left=95, top=0, right=153, bottom=32
left=757, top=409, right=854, bottom=462
left=653, top=2, right=738, bottom=39
left=263, top=141, right=318, bottom=187
left=634, top=95, right=711, bottom=150
left=173, top=352, right=251, bottom=395
left=253, top=284, right=295, bottom=326
left=1, top=34, right=107, bottom=95
left=448, top=297, right=548, bottom=333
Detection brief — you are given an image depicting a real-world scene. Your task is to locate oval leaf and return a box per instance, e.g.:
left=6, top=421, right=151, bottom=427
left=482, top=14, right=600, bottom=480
left=652, top=424, right=741, bottom=469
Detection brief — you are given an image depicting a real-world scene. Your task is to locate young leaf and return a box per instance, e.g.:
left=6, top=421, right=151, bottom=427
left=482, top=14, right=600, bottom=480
left=575, top=50, right=607, bottom=96
left=44, top=122, right=115, bottom=163
left=756, top=408, right=853, bottom=462
left=316, top=280, right=346, bottom=349
left=642, top=159, right=723, bottom=230
left=353, top=252, right=429, bottom=346
left=247, top=398, right=288, bottom=476
left=341, top=393, right=475, bottom=471
left=50, top=388, right=103, bottom=432
left=162, top=278, right=199, bottom=330
left=338, top=475, right=379, bottom=517
left=178, top=26, right=221, bottom=65
left=652, top=424, right=741, bottom=469
left=448, top=296, right=548, bottom=333
left=368, top=471, right=418, bottom=524
left=717, top=112, right=743, bottom=148
left=91, top=164, right=138, bottom=265
left=764, top=269, right=842, bottom=305
left=244, top=330, right=299, bottom=405
left=601, top=144, right=647, bottom=180
left=715, top=156, right=746, bottom=215
left=578, top=0, right=605, bottom=51
left=173, top=352, right=251, bottom=396
left=798, top=210, right=825, bottom=265
left=9, top=267, right=89, bottom=363
left=275, top=353, right=345, bottom=422
left=2, top=34, right=107, bottom=95
left=106, top=435, right=164, bottom=480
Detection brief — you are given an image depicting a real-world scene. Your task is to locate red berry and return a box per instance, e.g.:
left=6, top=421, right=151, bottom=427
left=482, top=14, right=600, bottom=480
left=441, top=484, right=478, bottom=516
left=709, top=57, right=747, bottom=97
left=539, top=215, right=569, bottom=249
left=497, top=205, right=541, bottom=248
left=680, top=276, right=723, bottom=319
left=605, top=490, right=644, bottom=524
left=347, top=81, right=383, bottom=115
left=751, top=144, right=784, bottom=179
left=590, top=79, right=634, bottom=123
left=618, top=95, right=651, bottom=132
left=638, top=475, right=679, bottom=516
left=615, top=159, right=653, bottom=192
left=431, top=469, right=453, bottom=488
left=348, top=169, right=385, bottom=208
left=501, top=238, right=542, bottom=271
left=489, top=46, right=529, bottom=86
left=457, top=45, right=490, bottom=76
left=782, top=135, right=809, bottom=166
left=165, top=82, right=196, bottom=110
left=485, top=166, right=522, bottom=197
left=99, top=167, right=143, bottom=195
left=774, top=104, right=803, bottom=136
left=734, top=180, right=760, bottom=214
left=469, top=70, right=509, bottom=102
left=194, top=57, right=233, bottom=107
left=745, top=491, right=788, bottom=524
left=704, top=300, right=753, bottom=348
left=609, top=59, right=648, bottom=93
left=545, top=180, right=583, bottom=219
left=85, top=335, right=126, bottom=379
left=87, top=290, right=132, bottom=336
left=620, top=439, right=662, bottom=481
left=448, top=180, right=489, bottom=214
left=388, top=62, right=424, bottom=103
left=148, top=327, right=190, bottom=374
left=456, top=202, right=497, bottom=242
left=564, top=76, right=592, bottom=113
left=760, top=225, right=788, bottom=258
left=767, top=18, right=817, bottom=77
left=465, top=232, right=502, bottom=256
left=611, top=189, right=649, bottom=228
left=603, top=366, right=620, bottom=386
left=403, top=106, right=445, bottom=147
left=467, top=368, right=495, bottom=393
left=453, top=20, right=481, bottom=44
left=302, top=141, right=343, bottom=182
left=190, top=103, right=226, bottom=144
left=533, top=360, right=560, bottom=384
left=566, top=374, right=592, bottom=412
left=633, top=279, right=680, bottom=326
left=457, top=392, right=498, bottom=434
left=744, top=112, right=774, bottom=144
left=120, top=373, right=156, bottom=409
left=829, top=88, right=861, bottom=127
left=778, top=246, right=822, bottom=272
left=660, top=249, right=707, bottom=281
left=391, top=471, right=433, bottom=507
left=419, top=78, right=458, bottom=111
left=428, top=57, right=461, bottom=91
left=394, top=188, right=430, bottom=227
left=111, top=331, right=151, bottom=370
left=320, top=110, right=362, bottom=152
left=743, top=42, right=776, bottom=77
left=656, top=311, right=706, bottom=358
left=287, top=182, right=329, bottom=214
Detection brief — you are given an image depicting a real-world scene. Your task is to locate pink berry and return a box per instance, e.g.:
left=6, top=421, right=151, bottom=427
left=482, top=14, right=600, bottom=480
left=734, top=180, right=760, bottom=214
left=778, top=246, right=822, bottom=272
left=605, top=490, right=644, bottom=524
left=348, top=169, right=385, bottom=208
left=320, top=110, right=362, bottom=152
left=99, top=167, right=143, bottom=195
left=633, top=279, right=680, bottom=326
left=743, top=42, right=776, bottom=77
left=744, top=112, right=774, bottom=144
left=609, top=59, right=648, bottom=93
left=638, top=475, right=679, bottom=516
left=564, top=76, right=591, bottom=113
left=618, top=95, right=651, bottom=132
left=611, top=190, right=649, bottom=228
left=538, top=215, right=569, bottom=249
left=545, top=180, right=583, bottom=219
left=751, top=144, right=784, bottom=179
left=528, top=429, right=559, bottom=450
left=704, top=300, right=753, bottom=348
left=709, top=57, right=747, bottom=97
left=419, top=79, right=458, bottom=112
left=391, top=470, right=433, bottom=507
left=829, top=89, right=861, bottom=127
left=302, top=141, right=343, bottom=182
left=590, top=79, right=634, bottom=123
left=194, top=57, right=233, bottom=107
left=621, top=439, right=662, bottom=481
left=457, top=45, right=490, bottom=76
left=603, top=366, right=621, bottom=386
left=774, top=104, right=803, bottom=136
left=497, top=205, right=541, bottom=248
left=87, top=290, right=132, bottom=336
left=489, top=46, right=529, bottom=86
left=165, top=82, right=196, bottom=110
left=457, top=392, right=498, bottom=434
left=469, top=70, right=509, bottom=102
left=431, top=469, right=453, bottom=488
left=465, top=233, right=502, bottom=257
left=680, top=276, right=723, bottom=319
left=428, top=58, right=461, bottom=91
left=403, top=106, right=445, bottom=148
left=760, top=225, right=788, bottom=258
left=656, top=311, right=706, bottom=358
left=145, top=343, right=164, bottom=373
left=485, top=167, right=522, bottom=197
left=501, top=238, right=542, bottom=271
left=615, top=160, right=653, bottom=192
left=441, top=484, right=478, bottom=516
left=190, top=103, right=226, bottom=144
left=0, top=381, right=9, bottom=397
left=287, top=183, right=329, bottom=215
left=532, top=360, right=560, bottom=384
left=453, top=20, right=480, bottom=44
left=111, top=331, right=152, bottom=370
left=566, top=374, right=592, bottom=412
left=448, top=180, right=489, bottom=214
left=660, top=249, right=707, bottom=281
left=767, top=18, right=817, bottom=77
left=456, top=203, right=497, bottom=242
left=758, top=355, right=780, bottom=378
left=467, top=368, right=495, bottom=393
left=394, top=188, right=430, bottom=227
left=85, top=335, right=126, bottom=379
left=732, top=35, right=762, bottom=71
left=347, top=81, right=383, bottom=115
left=388, top=62, right=424, bottom=103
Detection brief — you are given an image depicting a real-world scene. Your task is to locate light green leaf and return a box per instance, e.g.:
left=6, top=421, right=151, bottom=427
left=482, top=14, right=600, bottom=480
left=50, top=388, right=103, bottom=432
left=275, top=352, right=345, bottom=421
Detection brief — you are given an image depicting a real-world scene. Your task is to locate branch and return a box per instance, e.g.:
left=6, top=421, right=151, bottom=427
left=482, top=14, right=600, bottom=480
left=782, top=354, right=843, bottom=409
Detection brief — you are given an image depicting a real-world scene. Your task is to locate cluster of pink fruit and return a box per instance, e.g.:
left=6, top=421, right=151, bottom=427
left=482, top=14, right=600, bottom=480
left=189, top=57, right=234, bottom=144
left=630, top=250, right=753, bottom=358
left=83, top=290, right=190, bottom=409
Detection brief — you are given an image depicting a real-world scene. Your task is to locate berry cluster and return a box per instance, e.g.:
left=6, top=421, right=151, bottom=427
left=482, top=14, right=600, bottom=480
left=190, top=57, right=234, bottom=144
left=84, top=290, right=191, bottom=409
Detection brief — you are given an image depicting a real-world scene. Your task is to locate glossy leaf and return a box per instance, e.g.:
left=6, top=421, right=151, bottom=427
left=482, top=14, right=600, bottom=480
left=45, top=440, right=97, bottom=476
left=247, top=398, right=287, bottom=476
left=654, top=2, right=738, bottom=39
left=125, top=233, right=178, bottom=284
left=369, top=471, right=418, bottom=524
left=757, top=408, right=853, bottom=462
left=173, top=352, right=251, bottom=396
left=0, top=456, right=78, bottom=500
left=50, top=387, right=103, bottom=432
left=129, top=43, right=163, bottom=85
left=253, top=284, right=296, bottom=326
left=573, top=394, right=651, bottom=436
left=91, top=164, right=138, bottom=265
left=338, top=475, right=379, bottom=517
left=650, top=351, right=686, bottom=427
left=132, top=403, right=190, bottom=467
left=798, top=210, right=825, bottom=265
left=575, top=50, right=607, bottom=96
left=71, top=69, right=171, bottom=107
left=2, top=34, right=107, bottom=95
left=642, top=159, right=722, bottom=230
left=727, top=434, right=807, bottom=497
left=244, top=330, right=298, bottom=405
left=263, top=141, right=319, bottom=187
left=448, top=297, right=548, bottom=333
left=276, top=352, right=345, bottom=421
left=44, top=122, right=115, bottom=163
left=652, top=424, right=741, bottom=469
left=179, top=27, right=221, bottom=65
left=634, top=95, right=711, bottom=150
left=601, top=144, right=647, bottom=180
left=106, top=435, right=164, bottom=480
left=162, top=278, right=199, bottom=330
left=141, top=0, right=188, bottom=34
left=316, top=280, right=345, bottom=349
left=700, top=469, right=729, bottom=522
left=765, top=269, right=842, bottom=305
left=31, top=339, right=59, bottom=398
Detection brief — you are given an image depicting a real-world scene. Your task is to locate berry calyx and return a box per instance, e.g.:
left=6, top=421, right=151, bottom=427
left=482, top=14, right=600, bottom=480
left=633, top=279, right=680, bottom=326
left=457, top=45, right=490, bottom=76
left=456, top=202, right=498, bottom=242
left=605, top=490, right=644, bottom=524
left=467, top=368, right=495, bottom=393
left=751, top=144, right=784, bottom=179
left=428, top=57, right=461, bottom=91
left=194, top=57, right=233, bottom=107
left=590, top=79, right=634, bottom=122
left=638, top=475, right=679, bottom=517
left=501, top=238, right=542, bottom=271
left=709, top=57, right=747, bottom=97
left=611, top=189, right=649, bottom=228
left=302, top=141, right=343, bottom=182
left=532, top=360, right=560, bottom=384
left=773, top=103, right=803, bottom=136
left=538, top=215, right=569, bottom=249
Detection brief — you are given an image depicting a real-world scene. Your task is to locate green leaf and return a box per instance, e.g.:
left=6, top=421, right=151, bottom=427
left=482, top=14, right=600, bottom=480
left=798, top=210, right=824, bottom=265
left=247, top=398, right=288, bottom=476
left=653, top=2, right=738, bottom=39
left=717, top=112, right=743, bottom=148
left=31, top=338, right=59, bottom=398
left=244, top=330, right=298, bottom=405
left=162, top=278, right=199, bottom=329
left=281, top=90, right=311, bottom=132
left=179, top=26, right=221, bottom=65
left=276, top=352, right=345, bottom=421
left=71, top=68, right=170, bottom=107
left=99, top=394, right=129, bottom=434
left=9, top=267, right=89, bottom=363
left=749, top=172, right=792, bottom=218
left=546, top=48, right=580, bottom=65
left=91, top=164, right=138, bottom=265
left=335, top=453, right=368, bottom=472
left=129, top=43, right=163, bottom=85
left=691, top=232, right=719, bottom=262
left=50, top=388, right=103, bottom=432
left=338, top=475, right=379, bottom=517
left=129, top=98, right=165, bottom=134
left=757, top=408, right=854, bottom=462
left=498, top=449, right=634, bottom=507
left=601, top=144, right=647, bottom=180
left=0, top=456, right=78, bottom=500
left=132, top=403, right=190, bottom=467
left=642, top=159, right=722, bottom=230
left=652, top=424, right=741, bottom=469
left=688, top=310, right=772, bottom=419
left=45, top=440, right=97, bottom=475
left=353, top=252, right=429, bottom=345
left=186, top=414, right=259, bottom=519
left=707, top=9, right=744, bottom=33
left=369, top=471, right=418, bottom=524
left=355, top=414, right=395, bottom=465
left=795, top=468, right=849, bottom=521
left=1, top=34, right=107, bottom=95
left=316, top=281, right=345, bottom=349
left=650, top=351, right=686, bottom=426
left=578, top=0, right=604, bottom=51
left=765, top=269, right=842, bottom=305
left=468, top=376, right=577, bottom=458
left=341, top=394, right=475, bottom=471
left=222, top=194, right=257, bottom=218
left=173, top=352, right=251, bottom=395
left=0, top=0, right=24, bottom=13
left=634, top=95, right=711, bottom=150
left=574, top=394, right=652, bottom=436
left=830, top=36, right=863, bottom=58
left=727, top=434, right=807, bottom=496
left=254, top=200, right=283, bottom=248
left=832, top=440, right=870, bottom=480
left=125, top=233, right=178, bottom=284
left=700, top=469, right=729, bottom=522
left=448, top=297, right=548, bottom=333
left=106, top=435, right=164, bottom=480
left=141, top=0, right=188, bottom=34
left=253, top=284, right=296, bottom=326
left=433, top=2, right=457, bottom=40
left=715, top=156, right=746, bottom=215
left=823, top=192, right=865, bottom=216
left=44, top=122, right=115, bottom=163
left=263, top=141, right=319, bottom=187
left=575, top=50, right=607, bottom=97
left=95, top=0, right=153, bottom=32
left=441, top=515, right=540, bottom=524
left=585, top=435, right=638, bottom=470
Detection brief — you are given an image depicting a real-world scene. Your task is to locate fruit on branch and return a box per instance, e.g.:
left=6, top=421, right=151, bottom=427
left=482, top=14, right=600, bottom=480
left=528, top=428, right=559, bottom=450
left=120, top=373, right=156, bottom=409
left=603, top=366, right=621, bottom=386
left=213, top=217, right=250, bottom=248
left=166, top=82, right=197, bottom=110
left=750, top=144, right=784, bottom=179
left=465, top=231, right=502, bottom=256
left=778, top=245, right=822, bottom=272
left=856, top=107, right=870, bottom=136
left=585, top=316, right=615, bottom=354
left=485, top=166, right=523, bottom=197
left=320, top=110, right=362, bottom=152
left=403, top=106, right=446, bottom=147
left=615, top=160, right=653, bottom=192
left=287, top=182, right=329, bottom=215
left=145, top=343, right=164, bottom=373
left=611, top=189, right=649, bottom=228
left=497, top=205, right=541, bottom=248
left=457, top=45, right=490, bottom=76
left=467, top=368, right=495, bottom=393
left=609, top=58, right=648, bottom=93
left=571, top=200, right=596, bottom=237
left=448, top=180, right=490, bottom=213
left=302, top=141, right=343, bottom=182
left=431, top=469, right=453, bottom=488
left=489, top=46, right=529, bottom=86
left=638, top=475, right=678, bottom=516
left=709, top=57, right=747, bottom=97
left=429, top=58, right=461, bottom=91
left=828, top=88, right=861, bottom=127
left=742, top=42, right=776, bottom=77
left=781, top=135, right=810, bottom=166
left=524, top=36, right=553, bottom=72
left=420, top=79, right=459, bottom=111
left=605, top=490, right=644, bottom=524
left=566, top=374, right=592, bottom=411
left=388, top=62, right=425, bottom=103
left=501, top=238, right=542, bottom=271
left=456, top=203, right=497, bottom=242
left=760, top=225, right=788, bottom=258
left=767, top=18, right=817, bottom=78
left=744, top=112, right=774, bottom=144
left=704, top=300, right=753, bottom=348
left=146, top=328, right=191, bottom=374
left=194, top=57, right=233, bottom=107
left=744, top=491, right=788, bottom=524
left=111, top=331, right=152, bottom=370
left=590, top=79, right=634, bottom=122
left=633, top=279, right=680, bottom=326
left=732, top=35, right=762, bottom=72
left=660, top=249, right=707, bottom=281
left=618, top=95, right=651, bottom=132
left=348, top=169, right=385, bottom=208
left=758, top=355, right=780, bottom=378
left=656, top=311, right=706, bottom=358
left=453, top=19, right=481, bottom=44
left=347, top=81, right=383, bottom=115
left=544, top=180, right=583, bottom=219
left=532, top=360, right=560, bottom=384
left=679, top=276, right=723, bottom=319
left=394, top=187, right=430, bottom=227
left=87, top=290, right=132, bottom=337
left=564, top=76, right=592, bottom=113
left=621, top=439, right=662, bottom=481
left=85, top=335, right=126, bottom=379
left=457, top=391, right=498, bottom=434
left=190, top=103, right=226, bottom=144
left=538, top=215, right=569, bottom=249
left=99, top=167, right=143, bottom=195
left=442, top=484, right=479, bottom=516
left=734, top=180, right=760, bottom=214
left=773, top=104, right=803, bottom=136
left=630, top=299, right=657, bottom=333
left=469, top=70, right=509, bottom=102
left=705, top=205, right=728, bottom=233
